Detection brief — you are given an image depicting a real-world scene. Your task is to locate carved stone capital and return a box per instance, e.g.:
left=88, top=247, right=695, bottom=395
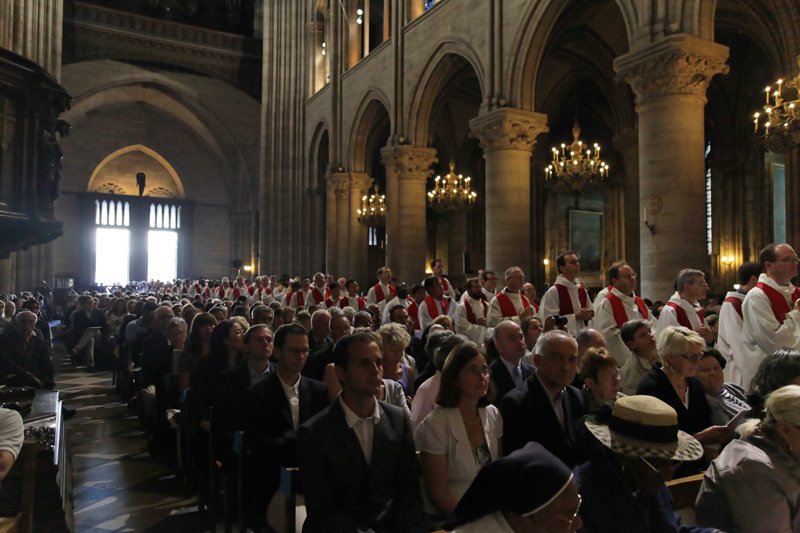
left=615, top=34, right=729, bottom=105
left=350, top=172, right=372, bottom=192
left=329, top=172, right=351, bottom=200
left=380, top=145, right=438, bottom=181
left=469, top=108, right=549, bottom=153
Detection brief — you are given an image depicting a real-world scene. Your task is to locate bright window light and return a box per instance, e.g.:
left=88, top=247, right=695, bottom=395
left=95, top=228, right=130, bottom=286
left=148, top=230, right=178, bottom=282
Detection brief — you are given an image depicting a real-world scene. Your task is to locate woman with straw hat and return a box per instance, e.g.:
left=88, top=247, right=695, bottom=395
left=574, top=395, right=719, bottom=532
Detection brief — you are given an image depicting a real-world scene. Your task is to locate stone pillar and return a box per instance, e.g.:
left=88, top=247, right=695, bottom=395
left=349, top=172, right=371, bottom=283
left=381, top=145, right=437, bottom=285
left=612, top=129, right=640, bottom=274
left=330, top=172, right=351, bottom=278
left=615, top=34, right=728, bottom=301
left=469, top=108, right=549, bottom=274
left=325, top=172, right=340, bottom=276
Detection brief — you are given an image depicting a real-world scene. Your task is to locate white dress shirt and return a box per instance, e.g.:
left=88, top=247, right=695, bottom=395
left=279, top=373, right=301, bottom=430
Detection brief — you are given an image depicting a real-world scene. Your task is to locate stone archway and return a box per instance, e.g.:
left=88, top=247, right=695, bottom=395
left=87, top=144, right=185, bottom=198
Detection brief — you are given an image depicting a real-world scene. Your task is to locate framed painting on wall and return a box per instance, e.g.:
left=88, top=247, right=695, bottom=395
left=569, top=210, right=603, bottom=274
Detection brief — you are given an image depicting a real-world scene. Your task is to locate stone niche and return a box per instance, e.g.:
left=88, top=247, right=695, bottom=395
left=0, top=48, right=71, bottom=258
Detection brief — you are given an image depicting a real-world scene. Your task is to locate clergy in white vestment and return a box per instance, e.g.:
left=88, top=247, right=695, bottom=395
left=654, top=268, right=713, bottom=343
left=538, top=251, right=594, bottom=336
left=740, top=243, right=800, bottom=389
left=487, top=266, right=536, bottom=327
left=455, top=277, right=492, bottom=345
left=593, top=261, right=651, bottom=365
left=366, top=266, right=396, bottom=313
left=716, top=261, right=762, bottom=386
left=417, top=276, right=456, bottom=330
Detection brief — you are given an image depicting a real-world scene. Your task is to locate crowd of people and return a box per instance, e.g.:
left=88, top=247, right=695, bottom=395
left=2, top=244, right=800, bottom=531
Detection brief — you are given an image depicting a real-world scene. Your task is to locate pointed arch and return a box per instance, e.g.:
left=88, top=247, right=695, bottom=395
left=348, top=89, right=392, bottom=173
left=86, top=144, right=185, bottom=198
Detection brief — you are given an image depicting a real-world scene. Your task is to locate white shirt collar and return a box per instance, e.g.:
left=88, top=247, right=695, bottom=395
left=339, top=395, right=380, bottom=428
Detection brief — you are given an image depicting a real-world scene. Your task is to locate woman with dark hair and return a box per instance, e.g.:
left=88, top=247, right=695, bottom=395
left=179, top=312, right=217, bottom=391
left=747, top=347, right=800, bottom=415
left=695, top=348, right=750, bottom=426
left=415, top=342, right=503, bottom=518
left=580, top=347, right=621, bottom=414
left=207, top=319, right=245, bottom=374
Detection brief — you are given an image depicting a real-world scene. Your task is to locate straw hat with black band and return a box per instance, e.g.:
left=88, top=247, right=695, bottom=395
left=584, top=394, right=704, bottom=461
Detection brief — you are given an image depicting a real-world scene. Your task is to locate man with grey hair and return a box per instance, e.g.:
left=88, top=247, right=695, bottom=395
left=500, top=330, right=585, bottom=466
left=308, top=309, right=332, bottom=354
left=655, top=268, right=713, bottom=342
left=0, top=310, right=54, bottom=389
left=488, top=266, right=536, bottom=327
left=489, top=320, right=535, bottom=403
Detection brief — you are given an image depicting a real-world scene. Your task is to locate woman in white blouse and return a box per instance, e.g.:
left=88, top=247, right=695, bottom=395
left=415, top=342, right=503, bottom=518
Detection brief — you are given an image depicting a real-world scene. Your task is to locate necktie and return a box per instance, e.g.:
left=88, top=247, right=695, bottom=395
left=512, top=365, right=523, bottom=387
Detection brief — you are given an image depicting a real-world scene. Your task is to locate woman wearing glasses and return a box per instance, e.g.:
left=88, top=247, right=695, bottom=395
left=636, top=326, right=732, bottom=473
left=696, top=384, right=800, bottom=532
left=415, top=342, right=503, bottom=520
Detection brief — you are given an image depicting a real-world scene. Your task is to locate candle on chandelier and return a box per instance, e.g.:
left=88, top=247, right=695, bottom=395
left=766, top=86, right=771, bottom=104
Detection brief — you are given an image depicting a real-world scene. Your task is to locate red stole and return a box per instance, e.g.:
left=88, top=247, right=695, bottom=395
left=665, top=301, right=703, bottom=329
left=294, top=291, right=305, bottom=307
left=440, top=278, right=450, bottom=293
left=555, top=283, right=588, bottom=315
left=606, top=292, right=649, bottom=328
left=407, top=300, right=420, bottom=330
left=464, top=298, right=489, bottom=324
left=373, top=283, right=396, bottom=302
left=756, top=282, right=800, bottom=323
left=496, top=291, right=531, bottom=317
left=324, top=286, right=331, bottom=299
left=723, top=296, right=744, bottom=320
left=233, top=287, right=242, bottom=300
left=217, top=287, right=225, bottom=299
left=424, top=295, right=449, bottom=319
left=247, top=286, right=256, bottom=296
left=324, top=297, right=337, bottom=309
left=311, top=287, right=325, bottom=304
left=339, top=296, right=366, bottom=310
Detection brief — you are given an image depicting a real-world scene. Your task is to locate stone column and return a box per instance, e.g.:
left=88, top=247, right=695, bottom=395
left=612, top=129, right=640, bottom=274
left=381, top=145, right=437, bottom=284
left=615, top=34, right=729, bottom=301
left=469, top=108, right=549, bottom=274
left=349, top=172, right=371, bottom=284
left=329, top=172, right=351, bottom=278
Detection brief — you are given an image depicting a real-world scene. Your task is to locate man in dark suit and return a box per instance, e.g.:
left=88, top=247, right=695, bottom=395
left=298, top=332, right=423, bottom=533
left=244, top=323, right=328, bottom=530
left=499, top=330, right=586, bottom=467
left=213, top=324, right=276, bottom=464
left=302, top=311, right=350, bottom=381
left=489, top=320, right=535, bottom=402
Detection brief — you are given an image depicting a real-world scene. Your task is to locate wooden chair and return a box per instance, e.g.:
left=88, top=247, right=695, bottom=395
left=666, top=473, right=705, bottom=510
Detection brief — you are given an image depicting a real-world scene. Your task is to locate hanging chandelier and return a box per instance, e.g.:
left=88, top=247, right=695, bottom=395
left=427, top=161, right=477, bottom=213
left=753, top=56, right=800, bottom=153
left=544, top=123, right=609, bottom=196
left=356, top=182, right=386, bottom=226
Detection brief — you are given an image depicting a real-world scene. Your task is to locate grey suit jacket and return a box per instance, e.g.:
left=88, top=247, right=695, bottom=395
left=298, top=399, right=424, bottom=533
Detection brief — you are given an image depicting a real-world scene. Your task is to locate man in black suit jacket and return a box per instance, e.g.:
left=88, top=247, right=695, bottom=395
left=302, top=312, right=350, bottom=381
left=489, top=320, right=535, bottom=402
left=298, top=332, right=423, bottom=533
left=213, top=325, right=276, bottom=463
left=244, top=323, right=328, bottom=529
left=499, top=330, right=586, bottom=468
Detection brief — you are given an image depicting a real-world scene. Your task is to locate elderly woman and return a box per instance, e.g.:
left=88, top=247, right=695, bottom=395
left=378, top=322, right=416, bottom=396
left=637, top=326, right=732, bottom=470
left=580, top=347, right=621, bottom=413
left=696, top=384, right=800, bottom=532
left=695, top=348, right=750, bottom=426
left=415, top=342, right=503, bottom=518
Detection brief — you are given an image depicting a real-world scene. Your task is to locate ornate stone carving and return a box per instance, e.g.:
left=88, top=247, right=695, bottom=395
left=329, top=173, right=350, bottom=200
left=469, top=108, right=549, bottom=153
left=615, top=35, right=729, bottom=104
left=380, top=145, right=438, bottom=181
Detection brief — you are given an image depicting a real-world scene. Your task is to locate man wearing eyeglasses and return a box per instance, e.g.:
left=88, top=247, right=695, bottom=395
left=593, top=261, right=651, bottom=365
left=740, top=243, right=800, bottom=389
left=654, top=268, right=714, bottom=343
left=244, top=323, right=329, bottom=531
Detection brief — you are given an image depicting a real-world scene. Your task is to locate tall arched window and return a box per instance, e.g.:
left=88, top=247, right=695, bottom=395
left=148, top=201, right=180, bottom=282
left=94, top=199, right=131, bottom=285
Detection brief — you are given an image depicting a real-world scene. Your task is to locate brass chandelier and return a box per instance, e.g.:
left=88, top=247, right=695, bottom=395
left=753, top=56, right=800, bottom=153
left=357, top=182, right=386, bottom=226
left=545, top=122, right=609, bottom=196
left=427, top=161, right=477, bottom=213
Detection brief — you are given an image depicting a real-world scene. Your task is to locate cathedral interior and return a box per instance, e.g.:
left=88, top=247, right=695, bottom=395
left=1, top=0, right=799, bottom=530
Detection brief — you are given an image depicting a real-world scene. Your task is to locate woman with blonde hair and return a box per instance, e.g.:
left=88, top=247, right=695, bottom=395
left=697, top=384, right=800, bottom=532
left=637, top=326, right=731, bottom=471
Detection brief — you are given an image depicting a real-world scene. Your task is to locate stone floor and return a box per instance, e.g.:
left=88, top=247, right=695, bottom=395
left=58, top=350, right=205, bottom=532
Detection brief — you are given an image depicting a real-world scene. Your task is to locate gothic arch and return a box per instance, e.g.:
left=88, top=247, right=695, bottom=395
left=61, top=61, right=259, bottom=208
left=309, top=120, right=330, bottom=188
left=407, top=41, right=485, bottom=146
left=348, top=90, right=391, bottom=174
left=86, top=144, right=186, bottom=198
